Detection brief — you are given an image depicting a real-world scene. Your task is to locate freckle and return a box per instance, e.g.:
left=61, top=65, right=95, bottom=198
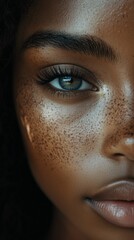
left=50, top=166, right=55, bottom=171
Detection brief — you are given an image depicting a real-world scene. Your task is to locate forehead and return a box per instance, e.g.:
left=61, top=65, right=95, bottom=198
left=16, top=0, right=134, bottom=63
left=19, top=0, right=134, bottom=32
left=18, top=0, right=134, bottom=44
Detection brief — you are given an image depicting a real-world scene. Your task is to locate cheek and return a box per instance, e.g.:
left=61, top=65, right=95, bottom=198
left=14, top=82, right=108, bottom=200
left=18, top=100, right=97, bottom=167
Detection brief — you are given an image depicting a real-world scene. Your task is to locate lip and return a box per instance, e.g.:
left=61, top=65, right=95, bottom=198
left=85, top=179, right=134, bottom=228
left=91, top=180, right=134, bottom=201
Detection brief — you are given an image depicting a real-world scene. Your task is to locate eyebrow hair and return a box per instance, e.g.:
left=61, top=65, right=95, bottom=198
left=22, top=30, right=117, bottom=62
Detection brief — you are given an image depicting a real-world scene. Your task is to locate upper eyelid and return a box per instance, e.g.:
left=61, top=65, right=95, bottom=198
left=37, top=63, right=102, bottom=86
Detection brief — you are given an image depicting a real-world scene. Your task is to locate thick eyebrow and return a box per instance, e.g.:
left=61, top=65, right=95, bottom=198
left=21, top=30, right=117, bottom=62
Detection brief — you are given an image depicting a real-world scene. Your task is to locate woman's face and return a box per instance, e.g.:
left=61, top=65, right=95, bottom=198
left=13, top=0, right=134, bottom=239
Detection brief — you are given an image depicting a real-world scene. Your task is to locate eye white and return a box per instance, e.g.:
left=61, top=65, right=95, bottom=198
left=49, top=77, right=93, bottom=91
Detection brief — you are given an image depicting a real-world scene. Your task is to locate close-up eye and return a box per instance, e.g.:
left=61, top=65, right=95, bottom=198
left=47, top=75, right=97, bottom=91
left=36, top=64, right=99, bottom=98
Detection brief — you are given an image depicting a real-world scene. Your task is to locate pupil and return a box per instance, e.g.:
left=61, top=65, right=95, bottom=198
left=59, top=76, right=82, bottom=90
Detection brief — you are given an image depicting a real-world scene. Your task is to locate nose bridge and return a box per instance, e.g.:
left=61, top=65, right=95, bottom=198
left=102, top=84, right=134, bottom=162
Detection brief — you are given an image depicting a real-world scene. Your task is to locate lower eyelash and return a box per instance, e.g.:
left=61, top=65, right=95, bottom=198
left=41, top=83, right=94, bottom=101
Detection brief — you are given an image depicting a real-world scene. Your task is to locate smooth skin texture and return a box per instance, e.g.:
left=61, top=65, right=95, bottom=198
left=13, top=0, right=134, bottom=239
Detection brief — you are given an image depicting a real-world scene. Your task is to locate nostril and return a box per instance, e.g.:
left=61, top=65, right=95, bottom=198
left=103, top=137, right=134, bottom=161
left=113, top=153, right=124, bottom=157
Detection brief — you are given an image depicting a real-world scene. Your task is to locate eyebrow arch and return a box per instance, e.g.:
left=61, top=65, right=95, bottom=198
left=21, top=30, right=117, bottom=62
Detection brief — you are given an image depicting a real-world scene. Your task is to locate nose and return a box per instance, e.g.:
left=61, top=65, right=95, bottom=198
left=110, top=137, right=134, bottom=161
left=101, top=81, right=134, bottom=162
left=102, top=124, right=134, bottom=161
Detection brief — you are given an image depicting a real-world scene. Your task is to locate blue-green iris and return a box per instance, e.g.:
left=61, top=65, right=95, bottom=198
left=59, top=76, right=82, bottom=90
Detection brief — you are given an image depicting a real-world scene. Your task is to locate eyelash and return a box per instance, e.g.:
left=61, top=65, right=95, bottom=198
left=36, top=65, right=100, bottom=99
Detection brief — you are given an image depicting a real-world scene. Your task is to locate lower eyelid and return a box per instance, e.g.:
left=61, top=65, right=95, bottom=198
left=36, top=77, right=99, bottom=101
left=47, top=85, right=84, bottom=99
left=44, top=83, right=98, bottom=102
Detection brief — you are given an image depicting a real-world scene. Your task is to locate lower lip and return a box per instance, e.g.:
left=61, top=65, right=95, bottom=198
left=86, top=199, right=134, bottom=228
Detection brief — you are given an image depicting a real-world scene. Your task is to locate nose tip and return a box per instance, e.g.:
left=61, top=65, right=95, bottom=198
left=104, top=137, right=134, bottom=162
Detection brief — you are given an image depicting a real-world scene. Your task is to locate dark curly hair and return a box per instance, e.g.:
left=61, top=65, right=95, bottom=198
left=0, top=1, right=53, bottom=239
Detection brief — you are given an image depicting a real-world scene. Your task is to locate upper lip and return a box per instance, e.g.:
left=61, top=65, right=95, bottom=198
left=90, top=179, right=134, bottom=201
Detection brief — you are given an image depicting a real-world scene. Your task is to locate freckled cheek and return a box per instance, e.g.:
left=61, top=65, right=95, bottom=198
left=19, top=110, right=79, bottom=172
left=15, top=89, right=110, bottom=202
left=17, top=107, right=85, bottom=201
left=17, top=100, right=104, bottom=172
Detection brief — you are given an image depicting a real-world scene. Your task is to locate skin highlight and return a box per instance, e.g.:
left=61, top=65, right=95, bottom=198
left=13, top=0, right=134, bottom=239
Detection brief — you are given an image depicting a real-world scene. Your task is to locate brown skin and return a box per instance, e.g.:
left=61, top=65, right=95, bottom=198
left=13, top=0, right=134, bottom=239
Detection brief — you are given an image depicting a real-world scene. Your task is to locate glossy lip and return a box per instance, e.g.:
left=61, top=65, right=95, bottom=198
left=85, top=179, right=134, bottom=228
